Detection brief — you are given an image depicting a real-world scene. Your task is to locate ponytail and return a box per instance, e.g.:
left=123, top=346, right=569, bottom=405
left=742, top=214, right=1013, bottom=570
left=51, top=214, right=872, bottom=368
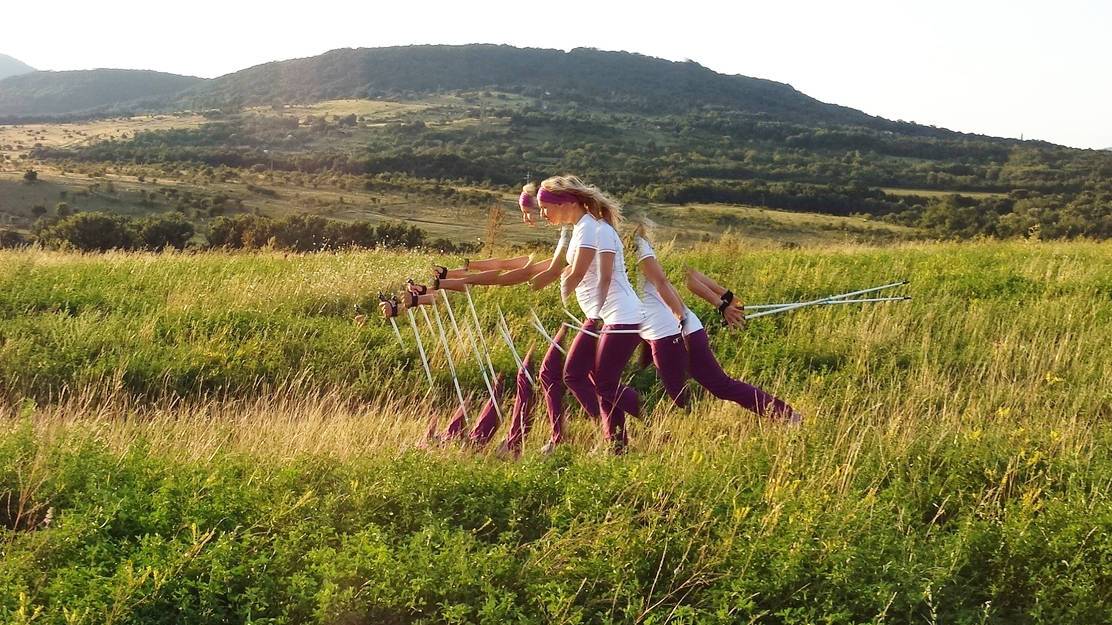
left=539, top=175, right=623, bottom=228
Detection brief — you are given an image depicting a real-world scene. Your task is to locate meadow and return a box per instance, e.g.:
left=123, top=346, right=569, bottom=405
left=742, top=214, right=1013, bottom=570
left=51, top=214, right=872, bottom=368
left=1, top=239, right=1110, bottom=624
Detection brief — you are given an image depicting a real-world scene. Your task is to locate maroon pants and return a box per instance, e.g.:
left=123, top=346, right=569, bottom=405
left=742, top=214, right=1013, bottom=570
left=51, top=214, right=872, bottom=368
left=467, top=374, right=506, bottom=445
left=594, top=324, right=642, bottom=451
left=649, top=329, right=794, bottom=419
left=501, top=353, right=537, bottom=453
left=541, top=320, right=638, bottom=446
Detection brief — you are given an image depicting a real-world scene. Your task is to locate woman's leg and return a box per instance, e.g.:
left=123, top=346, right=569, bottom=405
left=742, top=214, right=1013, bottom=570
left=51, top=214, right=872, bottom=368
left=685, top=329, right=794, bottom=419
left=501, top=351, right=537, bottom=455
left=595, top=325, right=643, bottom=452
left=538, top=325, right=572, bottom=445
left=650, top=334, right=691, bottom=409
left=562, top=319, right=603, bottom=422
left=468, top=374, right=506, bottom=445
left=440, top=396, right=471, bottom=441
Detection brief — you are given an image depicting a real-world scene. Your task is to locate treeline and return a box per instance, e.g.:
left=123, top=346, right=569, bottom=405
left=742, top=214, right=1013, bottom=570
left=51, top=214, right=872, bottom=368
left=31, top=104, right=1112, bottom=240
left=208, top=214, right=476, bottom=253
left=0, top=213, right=477, bottom=254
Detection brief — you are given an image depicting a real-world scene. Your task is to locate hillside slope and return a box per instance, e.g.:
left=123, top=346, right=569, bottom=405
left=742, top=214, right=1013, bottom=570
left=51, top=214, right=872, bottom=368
left=0, top=53, right=35, bottom=80
left=0, top=69, right=204, bottom=117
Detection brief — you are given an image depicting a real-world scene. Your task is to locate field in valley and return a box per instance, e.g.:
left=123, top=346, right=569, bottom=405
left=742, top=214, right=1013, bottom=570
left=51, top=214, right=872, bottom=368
left=2, top=239, right=1109, bottom=623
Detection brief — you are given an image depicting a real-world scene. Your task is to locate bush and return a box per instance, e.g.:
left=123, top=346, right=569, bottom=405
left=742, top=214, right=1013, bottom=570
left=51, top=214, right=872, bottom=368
left=22, top=169, right=37, bottom=183
left=36, top=212, right=139, bottom=251
left=137, top=214, right=195, bottom=250
left=0, top=228, right=26, bottom=248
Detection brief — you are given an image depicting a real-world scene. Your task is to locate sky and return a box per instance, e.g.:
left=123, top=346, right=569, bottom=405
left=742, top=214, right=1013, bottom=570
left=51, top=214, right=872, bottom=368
left=3, top=0, right=1109, bottom=149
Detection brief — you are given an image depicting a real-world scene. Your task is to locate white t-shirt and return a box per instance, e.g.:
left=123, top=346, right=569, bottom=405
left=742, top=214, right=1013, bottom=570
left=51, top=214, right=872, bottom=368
left=593, top=221, right=643, bottom=326
left=635, top=237, right=704, bottom=340
left=564, top=213, right=600, bottom=318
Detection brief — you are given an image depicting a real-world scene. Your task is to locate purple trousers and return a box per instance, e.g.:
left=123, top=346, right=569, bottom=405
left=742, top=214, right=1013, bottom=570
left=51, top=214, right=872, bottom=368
left=541, top=320, right=639, bottom=446
left=649, top=329, right=794, bottom=419
left=467, top=374, right=506, bottom=445
left=594, top=324, right=642, bottom=451
left=501, top=352, right=537, bottom=453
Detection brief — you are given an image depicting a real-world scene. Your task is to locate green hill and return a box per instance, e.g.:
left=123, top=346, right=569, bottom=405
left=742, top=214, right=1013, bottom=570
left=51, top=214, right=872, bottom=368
left=184, top=45, right=896, bottom=127
left=0, top=53, right=35, bottom=81
left=0, top=69, right=204, bottom=118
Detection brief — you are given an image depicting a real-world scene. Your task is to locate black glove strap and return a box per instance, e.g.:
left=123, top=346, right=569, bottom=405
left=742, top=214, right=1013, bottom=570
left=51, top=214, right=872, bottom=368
left=406, top=278, right=428, bottom=295
left=378, top=293, right=399, bottom=318
left=718, top=290, right=734, bottom=314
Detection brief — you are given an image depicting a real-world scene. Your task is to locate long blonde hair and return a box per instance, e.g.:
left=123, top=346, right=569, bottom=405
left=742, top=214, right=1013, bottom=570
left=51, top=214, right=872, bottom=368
left=540, top=175, right=623, bottom=228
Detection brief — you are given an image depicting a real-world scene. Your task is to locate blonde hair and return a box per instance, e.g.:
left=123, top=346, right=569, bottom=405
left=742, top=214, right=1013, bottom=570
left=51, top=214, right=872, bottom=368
left=539, top=175, right=623, bottom=228
left=621, top=211, right=653, bottom=279
left=521, top=182, right=537, bottom=199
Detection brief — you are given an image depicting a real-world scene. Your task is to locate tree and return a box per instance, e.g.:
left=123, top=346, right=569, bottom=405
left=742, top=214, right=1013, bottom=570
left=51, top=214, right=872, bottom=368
left=22, top=169, right=37, bottom=183
left=36, top=212, right=139, bottom=251
left=137, top=214, right=194, bottom=250
left=56, top=202, right=73, bottom=218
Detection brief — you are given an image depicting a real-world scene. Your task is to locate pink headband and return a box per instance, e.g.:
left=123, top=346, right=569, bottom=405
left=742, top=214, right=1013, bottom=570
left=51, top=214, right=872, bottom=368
left=538, top=188, right=580, bottom=206
left=519, top=192, right=535, bottom=208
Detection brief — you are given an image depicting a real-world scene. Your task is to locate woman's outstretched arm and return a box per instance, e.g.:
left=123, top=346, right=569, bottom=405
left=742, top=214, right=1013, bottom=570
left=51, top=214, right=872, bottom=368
left=685, top=268, right=744, bottom=327
left=641, top=257, right=686, bottom=321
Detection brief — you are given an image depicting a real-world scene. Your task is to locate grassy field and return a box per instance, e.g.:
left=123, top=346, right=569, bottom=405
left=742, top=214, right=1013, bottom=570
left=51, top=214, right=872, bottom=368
left=1, top=239, right=1109, bottom=623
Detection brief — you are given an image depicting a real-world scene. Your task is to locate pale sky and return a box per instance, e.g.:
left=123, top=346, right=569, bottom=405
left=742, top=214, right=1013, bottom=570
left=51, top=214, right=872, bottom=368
left=4, top=0, right=1110, bottom=149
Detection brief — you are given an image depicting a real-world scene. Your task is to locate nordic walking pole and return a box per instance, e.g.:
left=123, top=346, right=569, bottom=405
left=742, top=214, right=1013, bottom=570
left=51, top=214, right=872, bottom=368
left=426, top=303, right=468, bottom=421
left=376, top=294, right=405, bottom=348
left=744, top=296, right=911, bottom=310
left=744, top=280, right=909, bottom=320
left=496, top=306, right=534, bottom=385
left=462, top=286, right=500, bottom=382
left=444, top=289, right=501, bottom=420
left=405, top=308, right=434, bottom=391
left=530, top=309, right=566, bottom=356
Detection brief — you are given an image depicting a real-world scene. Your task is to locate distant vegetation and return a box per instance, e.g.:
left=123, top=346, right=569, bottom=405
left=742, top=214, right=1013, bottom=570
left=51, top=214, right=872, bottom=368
left=5, top=44, right=1110, bottom=241
left=1, top=209, right=474, bottom=254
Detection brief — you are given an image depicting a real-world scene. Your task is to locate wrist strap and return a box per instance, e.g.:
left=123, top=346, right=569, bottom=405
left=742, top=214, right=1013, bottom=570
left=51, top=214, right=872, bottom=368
left=406, top=278, right=428, bottom=295
left=405, top=291, right=419, bottom=309
left=378, top=293, right=399, bottom=318
left=718, top=290, right=734, bottom=314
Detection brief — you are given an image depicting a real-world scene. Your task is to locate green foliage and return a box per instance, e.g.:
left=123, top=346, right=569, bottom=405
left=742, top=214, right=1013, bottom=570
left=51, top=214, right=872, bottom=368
left=207, top=215, right=474, bottom=253
left=35, top=212, right=139, bottom=251
left=136, top=214, right=195, bottom=250
left=0, top=421, right=1108, bottom=624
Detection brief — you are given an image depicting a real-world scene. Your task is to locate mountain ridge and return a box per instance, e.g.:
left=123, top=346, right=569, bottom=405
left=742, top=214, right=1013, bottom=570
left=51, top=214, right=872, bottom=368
left=0, top=53, right=36, bottom=81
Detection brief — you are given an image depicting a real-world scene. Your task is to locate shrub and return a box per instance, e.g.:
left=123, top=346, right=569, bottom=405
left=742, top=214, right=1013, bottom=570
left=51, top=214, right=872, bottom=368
left=137, top=214, right=195, bottom=250
left=36, top=212, right=140, bottom=251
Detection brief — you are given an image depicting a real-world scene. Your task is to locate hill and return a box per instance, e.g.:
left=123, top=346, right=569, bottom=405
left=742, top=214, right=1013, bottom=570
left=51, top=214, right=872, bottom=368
left=0, top=69, right=204, bottom=118
left=184, top=44, right=903, bottom=129
left=0, top=53, right=35, bottom=80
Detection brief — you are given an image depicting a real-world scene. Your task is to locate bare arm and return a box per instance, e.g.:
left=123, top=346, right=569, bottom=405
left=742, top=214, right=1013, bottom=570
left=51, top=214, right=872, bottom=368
left=641, top=257, right=686, bottom=321
left=685, top=268, right=745, bottom=328
left=595, top=252, right=615, bottom=317
left=548, top=246, right=595, bottom=296
left=445, top=255, right=533, bottom=278
left=464, top=261, right=548, bottom=287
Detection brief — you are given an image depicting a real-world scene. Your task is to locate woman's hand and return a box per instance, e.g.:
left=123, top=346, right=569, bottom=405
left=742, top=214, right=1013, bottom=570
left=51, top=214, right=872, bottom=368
left=722, top=300, right=746, bottom=328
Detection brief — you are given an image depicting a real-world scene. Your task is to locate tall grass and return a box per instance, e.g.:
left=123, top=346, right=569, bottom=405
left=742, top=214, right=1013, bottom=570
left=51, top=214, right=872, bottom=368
left=1, top=240, right=1110, bottom=623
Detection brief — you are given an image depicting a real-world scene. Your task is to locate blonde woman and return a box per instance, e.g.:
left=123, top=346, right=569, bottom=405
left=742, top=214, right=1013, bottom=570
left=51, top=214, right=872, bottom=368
left=532, top=175, right=643, bottom=453
left=627, top=218, right=802, bottom=423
